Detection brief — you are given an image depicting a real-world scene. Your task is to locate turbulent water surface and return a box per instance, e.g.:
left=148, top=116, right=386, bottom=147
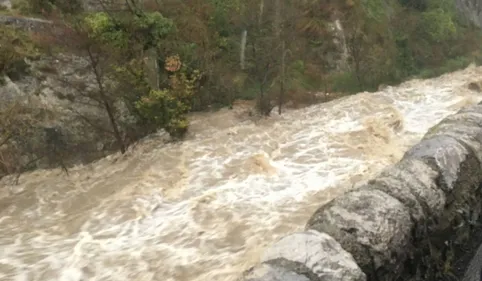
left=2, top=65, right=482, bottom=281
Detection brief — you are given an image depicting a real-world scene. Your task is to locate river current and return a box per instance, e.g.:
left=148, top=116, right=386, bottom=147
left=1, top=65, right=482, bottom=281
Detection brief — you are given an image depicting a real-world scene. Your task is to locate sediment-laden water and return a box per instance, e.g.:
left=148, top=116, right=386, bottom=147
left=1, top=65, right=482, bottom=281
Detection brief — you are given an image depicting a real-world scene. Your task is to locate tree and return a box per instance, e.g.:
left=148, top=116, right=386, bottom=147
left=35, top=5, right=202, bottom=151
left=37, top=14, right=130, bottom=153
left=135, top=55, right=201, bottom=139
left=239, top=0, right=292, bottom=115
left=0, top=100, right=50, bottom=178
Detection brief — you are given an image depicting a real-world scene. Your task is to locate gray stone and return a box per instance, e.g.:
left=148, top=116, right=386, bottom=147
left=306, top=189, right=412, bottom=281
left=242, top=264, right=310, bottom=281
left=403, top=133, right=482, bottom=245
left=260, top=230, right=366, bottom=281
left=454, top=0, right=482, bottom=28
left=424, top=104, right=482, bottom=165
left=0, top=15, right=52, bottom=32
left=367, top=157, right=445, bottom=222
left=0, top=0, right=11, bottom=9
left=404, top=135, right=478, bottom=192
left=461, top=243, right=482, bottom=281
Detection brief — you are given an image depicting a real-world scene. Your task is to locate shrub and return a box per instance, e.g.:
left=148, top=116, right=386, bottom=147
left=421, top=8, right=456, bottom=42
left=135, top=59, right=201, bottom=139
left=0, top=26, right=37, bottom=81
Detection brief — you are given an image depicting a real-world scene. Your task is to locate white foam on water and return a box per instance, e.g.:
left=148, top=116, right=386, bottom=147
left=1, top=65, right=482, bottom=281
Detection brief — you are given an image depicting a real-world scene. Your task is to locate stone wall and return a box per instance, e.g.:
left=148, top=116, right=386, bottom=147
left=239, top=102, right=482, bottom=281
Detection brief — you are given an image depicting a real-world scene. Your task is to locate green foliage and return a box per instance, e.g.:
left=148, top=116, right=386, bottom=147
left=418, top=56, right=472, bottom=79
left=84, top=12, right=129, bottom=49
left=207, top=0, right=241, bottom=35
left=426, top=0, right=455, bottom=13
left=362, top=0, right=390, bottom=21
left=421, top=8, right=456, bottom=42
left=0, top=26, right=38, bottom=81
left=82, top=9, right=185, bottom=139
left=84, top=11, right=173, bottom=52
left=135, top=67, right=201, bottom=138
left=132, top=12, right=174, bottom=48
left=397, top=0, right=428, bottom=10
left=329, top=71, right=363, bottom=94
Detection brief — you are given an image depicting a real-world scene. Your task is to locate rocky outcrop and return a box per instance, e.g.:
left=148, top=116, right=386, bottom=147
left=0, top=54, right=127, bottom=176
left=0, top=15, right=52, bottom=32
left=455, top=0, right=482, bottom=28
left=461, top=242, right=482, bottom=281
left=239, top=102, right=482, bottom=280
left=0, top=0, right=11, bottom=9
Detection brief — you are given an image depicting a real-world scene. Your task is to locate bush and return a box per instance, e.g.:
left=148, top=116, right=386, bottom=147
left=0, top=102, right=43, bottom=176
left=417, top=56, right=471, bottom=79
left=135, top=61, right=201, bottom=139
left=0, top=26, right=37, bottom=81
left=398, top=0, right=429, bottom=11
left=328, top=71, right=362, bottom=94
left=421, top=8, right=456, bottom=42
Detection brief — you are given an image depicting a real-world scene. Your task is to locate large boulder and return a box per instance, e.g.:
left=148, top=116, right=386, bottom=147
left=424, top=104, right=482, bottom=165
left=400, top=105, right=482, bottom=278
left=406, top=129, right=482, bottom=241
left=241, top=230, right=366, bottom=281
left=305, top=189, right=412, bottom=281
left=242, top=264, right=310, bottom=281
left=366, top=158, right=445, bottom=224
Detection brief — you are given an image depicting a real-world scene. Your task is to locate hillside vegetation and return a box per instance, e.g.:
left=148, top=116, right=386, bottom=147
left=0, top=0, right=481, bottom=177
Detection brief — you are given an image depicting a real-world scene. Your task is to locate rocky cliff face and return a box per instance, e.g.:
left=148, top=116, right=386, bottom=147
left=0, top=0, right=11, bottom=9
left=455, top=0, right=482, bottom=27
left=0, top=54, right=128, bottom=176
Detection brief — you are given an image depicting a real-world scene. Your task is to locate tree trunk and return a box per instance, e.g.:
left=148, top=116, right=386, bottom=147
left=275, top=0, right=284, bottom=115
left=259, top=0, right=264, bottom=26
left=87, top=48, right=127, bottom=154
left=279, top=40, right=285, bottom=115
left=240, top=29, right=247, bottom=70
left=102, top=99, right=126, bottom=153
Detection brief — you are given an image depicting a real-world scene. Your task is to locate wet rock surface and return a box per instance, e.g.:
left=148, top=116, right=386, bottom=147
left=242, top=264, right=310, bottom=281
left=240, top=104, right=482, bottom=281
left=260, top=230, right=365, bottom=281
left=240, top=231, right=366, bottom=281
left=306, top=189, right=412, bottom=281
left=460, top=242, right=482, bottom=281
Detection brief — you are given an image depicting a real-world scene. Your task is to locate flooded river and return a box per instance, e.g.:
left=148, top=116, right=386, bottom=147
left=1, top=65, right=482, bottom=281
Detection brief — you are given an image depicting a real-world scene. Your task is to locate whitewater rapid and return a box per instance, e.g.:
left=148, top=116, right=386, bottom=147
left=1, top=65, right=482, bottom=281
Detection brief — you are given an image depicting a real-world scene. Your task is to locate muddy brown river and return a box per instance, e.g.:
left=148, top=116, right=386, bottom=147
left=2, top=65, right=482, bottom=281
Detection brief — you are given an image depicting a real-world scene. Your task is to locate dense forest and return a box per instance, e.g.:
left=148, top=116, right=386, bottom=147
left=1, top=0, right=481, bottom=177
